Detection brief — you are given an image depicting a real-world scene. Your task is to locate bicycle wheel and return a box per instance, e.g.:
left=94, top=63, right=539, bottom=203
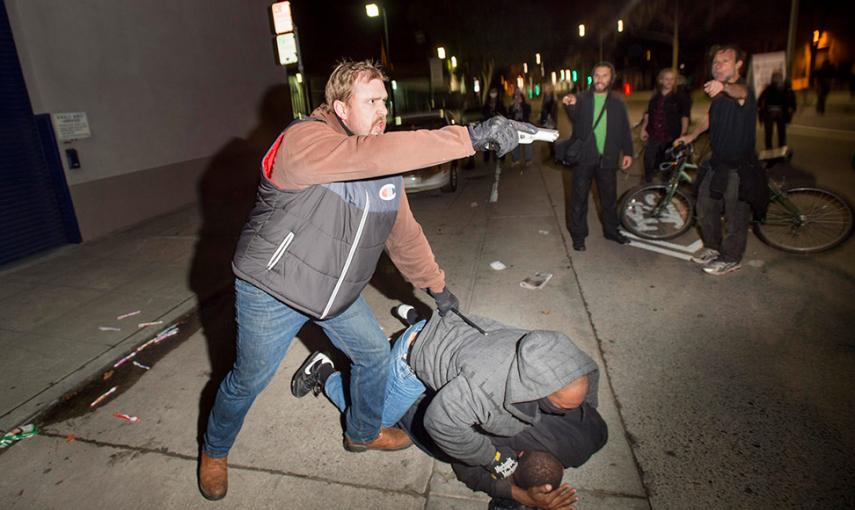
left=755, top=187, right=853, bottom=253
left=620, top=185, right=695, bottom=240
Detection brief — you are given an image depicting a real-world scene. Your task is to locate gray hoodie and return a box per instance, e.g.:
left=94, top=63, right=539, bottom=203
left=410, top=312, right=600, bottom=467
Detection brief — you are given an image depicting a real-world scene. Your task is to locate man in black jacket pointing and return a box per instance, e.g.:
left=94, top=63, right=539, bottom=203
left=562, top=62, right=634, bottom=252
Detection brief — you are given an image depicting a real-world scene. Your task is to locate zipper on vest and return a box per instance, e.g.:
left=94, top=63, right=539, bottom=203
left=266, top=231, right=295, bottom=270
left=321, top=191, right=370, bottom=319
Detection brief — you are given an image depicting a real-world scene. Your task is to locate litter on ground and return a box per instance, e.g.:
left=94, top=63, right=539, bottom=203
left=520, top=272, right=553, bottom=290
left=117, top=310, right=141, bottom=320
left=98, top=326, right=121, bottom=332
left=489, top=261, right=507, bottom=271
left=89, top=386, right=118, bottom=408
left=1, top=424, right=39, bottom=448
left=112, top=413, right=140, bottom=424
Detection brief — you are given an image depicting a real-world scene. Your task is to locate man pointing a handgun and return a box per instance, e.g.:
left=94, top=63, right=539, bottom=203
left=199, top=59, right=541, bottom=501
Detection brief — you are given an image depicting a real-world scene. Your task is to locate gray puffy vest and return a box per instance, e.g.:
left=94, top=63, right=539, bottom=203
left=232, top=120, right=403, bottom=319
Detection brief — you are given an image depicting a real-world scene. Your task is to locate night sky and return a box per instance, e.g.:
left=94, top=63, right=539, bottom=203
left=289, top=0, right=852, bottom=85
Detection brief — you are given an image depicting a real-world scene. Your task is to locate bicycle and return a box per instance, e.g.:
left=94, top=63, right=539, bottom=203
left=618, top=144, right=854, bottom=253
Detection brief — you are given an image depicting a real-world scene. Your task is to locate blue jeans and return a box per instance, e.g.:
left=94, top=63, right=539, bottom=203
left=325, top=320, right=427, bottom=428
left=511, top=143, right=533, bottom=163
left=203, top=278, right=391, bottom=457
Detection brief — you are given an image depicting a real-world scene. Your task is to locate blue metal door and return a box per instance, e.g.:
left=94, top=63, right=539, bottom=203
left=0, top=2, right=80, bottom=266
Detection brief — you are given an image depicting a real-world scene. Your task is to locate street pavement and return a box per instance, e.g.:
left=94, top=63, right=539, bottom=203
left=1, top=90, right=853, bottom=509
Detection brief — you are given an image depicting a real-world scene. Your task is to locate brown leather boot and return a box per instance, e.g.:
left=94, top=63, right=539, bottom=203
left=344, top=427, right=412, bottom=452
left=198, top=452, right=228, bottom=500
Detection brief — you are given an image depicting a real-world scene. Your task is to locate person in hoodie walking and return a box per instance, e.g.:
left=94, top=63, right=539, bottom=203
left=293, top=311, right=607, bottom=510
left=198, top=60, right=538, bottom=501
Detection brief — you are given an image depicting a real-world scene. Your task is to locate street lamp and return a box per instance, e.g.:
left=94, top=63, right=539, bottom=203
left=523, top=62, right=528, bottom=74
left=535, top=53, right=541, bottom=65
left=617, top=19, right=624, bottom=32
left=437, top=46, right=446, bottom=59
left=451, top=56, right=457, bottom=69
left=578, top=24, right=585, bottom=37
left=365, top=3, right=391, bottom=68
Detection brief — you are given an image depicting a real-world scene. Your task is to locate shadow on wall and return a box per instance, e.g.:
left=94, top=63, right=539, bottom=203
left=188, top=83, right=295, bottom=444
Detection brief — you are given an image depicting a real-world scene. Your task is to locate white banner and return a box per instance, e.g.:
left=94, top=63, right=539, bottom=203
left=750, top=51, right=786, bottom=94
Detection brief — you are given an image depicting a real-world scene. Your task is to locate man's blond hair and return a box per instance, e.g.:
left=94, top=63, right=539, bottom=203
left=324, top=59, right=388, bottom=109
left=657, top=68, right=677, bottom=91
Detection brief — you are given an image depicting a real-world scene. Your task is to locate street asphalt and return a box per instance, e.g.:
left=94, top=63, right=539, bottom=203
left=0, top=91, right=852, bottom=509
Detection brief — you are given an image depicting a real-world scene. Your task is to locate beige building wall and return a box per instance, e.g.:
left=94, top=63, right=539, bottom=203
left=5, top=0, right=287, bottom=239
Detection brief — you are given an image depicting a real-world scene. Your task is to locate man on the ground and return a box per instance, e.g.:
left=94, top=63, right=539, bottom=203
left=293, top=311, right=607, bottom=510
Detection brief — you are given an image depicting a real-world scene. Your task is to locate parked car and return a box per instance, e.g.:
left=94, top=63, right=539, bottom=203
left=388, top=111, right=461, bottom=193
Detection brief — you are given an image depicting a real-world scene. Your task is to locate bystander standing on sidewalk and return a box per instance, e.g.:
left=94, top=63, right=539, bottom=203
left=677, top=45, right=763, bottom=276
left=639, top=68, right=691, bottom=183
left=561, top=62, right=634, bottom=252
left=757, top=71, right=796, bottom=149
left=509, top=87, right=534, bottom=167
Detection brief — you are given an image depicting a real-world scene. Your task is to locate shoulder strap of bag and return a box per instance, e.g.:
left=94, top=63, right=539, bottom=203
left=592, top=94, right=608, bottom=131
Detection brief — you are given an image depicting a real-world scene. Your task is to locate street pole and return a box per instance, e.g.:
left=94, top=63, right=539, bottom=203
left=381, top=7, right=391, bottom=69
left=672, top=0, right=679, bottom=70
left=380, top=7, right=395, bottom=117
left=786, top=0, right=799, bottom=79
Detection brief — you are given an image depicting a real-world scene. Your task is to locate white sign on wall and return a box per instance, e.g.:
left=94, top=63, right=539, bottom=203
left=51, top=112, right=91, bottom=142
left=276, top=33, right=298, bottom=65
left=271, top=2, right=293, bottom=34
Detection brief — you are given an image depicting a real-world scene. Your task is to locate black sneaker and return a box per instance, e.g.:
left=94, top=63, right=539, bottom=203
left=291, top=351, right=334, bottom=398
left=605, top=232, right=630, bottom=245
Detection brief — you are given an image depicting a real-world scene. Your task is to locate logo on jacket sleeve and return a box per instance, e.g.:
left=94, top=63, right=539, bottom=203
left=379, top=183, right=397, bottom=201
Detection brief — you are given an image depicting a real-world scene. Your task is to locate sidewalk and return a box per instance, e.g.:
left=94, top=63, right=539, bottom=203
left=0, top=156, right=649, bottom=508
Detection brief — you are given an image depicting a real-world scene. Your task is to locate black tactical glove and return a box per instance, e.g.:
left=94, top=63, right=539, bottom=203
left=484, top=446, right=518, bottom=480
left=428, top=287, right=459, bottom=317
left=468, top=115, right=538, bottom=157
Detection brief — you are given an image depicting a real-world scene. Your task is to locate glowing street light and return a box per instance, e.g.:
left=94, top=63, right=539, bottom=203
left=551, top=71, right=557, bottom=85
left=451, top=56, right=457, bottom=69
left=523, top=62, right=528, bottom=74
left=473, top=78, right=481, bottom=93
left=365, top=3, right=379, bottom=17
left=618, top=19, right=624, bottom=32
left=578, top=24, right=585, bottom=37
left=437, top=46, right=446, bottom=59
left=560, top=69, right=565, bottom=81
left=391, top=79, right=397, bottom=90
left=535, top=53, right=541, bottom=65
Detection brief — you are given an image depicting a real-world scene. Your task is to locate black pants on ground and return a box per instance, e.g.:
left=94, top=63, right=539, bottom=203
left=763, top=112, right=787, bottom=149
left=696, top=167, right=751, bottom=263
left=567, top=163, right=621, bottom=243
left=643, top=140, right=671, bottom=183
